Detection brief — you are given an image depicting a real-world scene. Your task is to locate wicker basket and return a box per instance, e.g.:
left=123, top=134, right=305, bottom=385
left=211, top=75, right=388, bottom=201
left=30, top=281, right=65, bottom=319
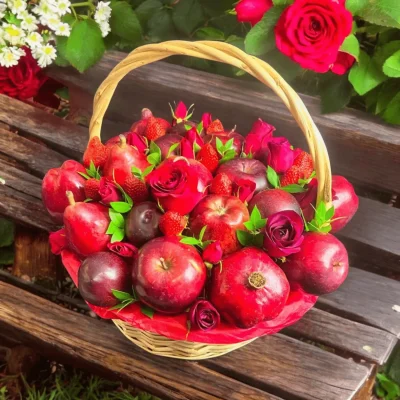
left=88, top=40, right=333, bottom=360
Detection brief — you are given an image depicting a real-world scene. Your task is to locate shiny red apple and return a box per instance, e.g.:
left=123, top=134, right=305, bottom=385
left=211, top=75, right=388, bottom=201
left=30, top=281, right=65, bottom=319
left=209, top=247, right=290, bottom=328
left=42, top=160, right=86, bottom=223
left=281, top=232, right=349, bottom=295
left=216, top=158, right=268, bottom=193
left=78, top=252, right=131, bottom=307
left=155, top=134, right=182, bottom=159
left=248, top=189, right=301, bottom=218
left=132, top=237, right=206, bottom=314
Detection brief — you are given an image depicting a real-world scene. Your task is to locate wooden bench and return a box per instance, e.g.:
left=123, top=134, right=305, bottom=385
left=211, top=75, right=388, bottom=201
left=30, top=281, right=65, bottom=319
left=1, top=51, right=399, bottom=400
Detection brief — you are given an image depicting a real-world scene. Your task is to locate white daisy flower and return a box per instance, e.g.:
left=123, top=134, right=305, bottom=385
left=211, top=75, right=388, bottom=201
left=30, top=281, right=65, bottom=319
left=94, top=1, right=111, bottom=23
left=3, top=23, right=25, bottom=46
left=52, top=0, right=71, bottom=16
left=44, top=15, right=61, bottom=31
left=54, top=22, right=70, bottom=37
left=0, top=28, right=6, bottom=46
left=19, top=12, right=39, bottom=32
left=25, top=31, right=43, bottom=48
left=33, top=0, right=56, bottom=17
left=0, top=1, right=7, bottom=19
left=0, top=46, right=25, bottom=67
left=7, top=0, right=26, bottom=14
left=98, top=20, right=110, bottom=38
left=32, top=43, right=56, bottom=67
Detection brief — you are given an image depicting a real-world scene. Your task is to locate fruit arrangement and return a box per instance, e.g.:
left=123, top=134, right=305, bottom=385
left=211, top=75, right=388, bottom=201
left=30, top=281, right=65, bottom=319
left=42, top=101, right=359, bottom=347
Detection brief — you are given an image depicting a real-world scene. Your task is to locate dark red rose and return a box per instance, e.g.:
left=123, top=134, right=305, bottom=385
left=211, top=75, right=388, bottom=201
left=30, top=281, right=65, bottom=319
left=0, top=47, right=46, bottom=100
left=267, top=137, right=295, bottom=174
left=275, top=0, right=353, bottom=73
left=107, top=242, right=138, bottom=258
left=189, top=300, right=220, bottom=331
left=331, top=52, right=355, bottom=75
left=264, top=210, right=304, bottom=258
left=235, top=0, right=273, bottom=26
left=202, top=241, right=223, bottom=265
left=49, top=228, right=67, bottom=255
left=99, top=177, right=121, bottom=205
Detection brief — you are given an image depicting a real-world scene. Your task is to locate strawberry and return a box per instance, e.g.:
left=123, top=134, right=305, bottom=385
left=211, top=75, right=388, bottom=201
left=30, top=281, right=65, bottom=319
left=206, top=119, right=224, bottom=134
left=293, top=151, right=314, bottom=178
left=280, top=165, right=301, bottom=187
left=84, top=178, right=101, bottom=201
left=159, top=211, right=187, bottom=236
left=83, top=137, right=109, bottom=168
left=123, top=176, right=149, bottom=203
left=210, top=173, right=233, bottom=196
left=130, top=108, right=153, bottom=134
left=204, top=220, right=239, bottom=255
left=197, top=143, right=219, bottom=173
left=144, top=117, right=170, bottom=141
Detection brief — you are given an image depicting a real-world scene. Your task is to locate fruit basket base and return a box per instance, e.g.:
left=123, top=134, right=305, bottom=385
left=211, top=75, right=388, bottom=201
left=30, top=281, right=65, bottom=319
left=113, top=320, right=256, bottom=360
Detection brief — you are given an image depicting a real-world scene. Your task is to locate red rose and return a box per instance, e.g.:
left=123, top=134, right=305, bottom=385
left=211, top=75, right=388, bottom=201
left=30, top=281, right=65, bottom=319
left=180, top=138, right=195, bottom=159
left=202, top=241, right=223, bottom=265
left=126, top=132, right=148, bottom=153
left=233, top=178, right=257, bottom=203
left=147, top=158, right=212, bottom=214
left=331, top=52, right=355, bottom=75
left=243, top=118, right=275, bottom=159
left=107, top=242, right=138, bottom=258
left=267, top=137, right=295, bottom=174
left=275, top=0, right=353, bottom=73
left=186, top=127, right=204, bottom=147
left=99, top=177, right=121, bottom=205
left=0, top=47, right=46, bottom=100
left=235, top=0, right=273, bottom=26
left=201, top=113, right=212, bottom=130
left=189, top=300, right=220, bottom=331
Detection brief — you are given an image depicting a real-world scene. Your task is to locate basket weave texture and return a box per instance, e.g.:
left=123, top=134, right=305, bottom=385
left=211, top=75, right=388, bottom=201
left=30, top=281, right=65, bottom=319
left=88, top=40, right=333, bottom=360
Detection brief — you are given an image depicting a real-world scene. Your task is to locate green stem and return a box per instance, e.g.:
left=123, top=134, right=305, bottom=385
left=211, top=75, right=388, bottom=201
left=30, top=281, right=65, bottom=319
left=71, top=5, right=78, bottom=19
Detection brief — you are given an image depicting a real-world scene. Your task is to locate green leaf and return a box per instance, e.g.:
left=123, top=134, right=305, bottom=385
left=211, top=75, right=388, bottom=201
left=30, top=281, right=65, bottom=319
left=195, top=27, right=225, bottom=41
left=272, top=0, right=293, bottom=4
left=383, top=49, right=400, bottom=77
left=382, top=91, right=400, bottom=124
left=149, top=141, right=161, bottom=157
left=55, top=87, right=69, bottom=100
left=198, top=225, right=207, bottom=241
left=358, top=1, right=400, bottom=28
left=266, top=49, right=302, bottom=82
left=142, top=165, right=155, bottom=177
left=244, top=7, right=285, bottom=56
left=346, top=0, right=368, bottom=14
left=281, top=184, right=307, bottom=194
left=254, top=218, right=267, bottom=230
left=135, top=0, right=162, bottom=25
left=110, top=202, right=132, bottom=213
left=376, top=81, right=400, bottom=115
left=132, top=165, right=143, bottom=178
left=340, top=34, right=360, bottom=60
left=325, top=206, right=335, bottom=220
left=147, top=153, right=161, bottom=165
left=109, top=209, right=125, bottom=228
left=215, top=137, right=223, bottom=153
left=236, top=230, right=253, bottom=246
left=267, top=166, right=280, bottom=188
left=110, top=1, right=142, bottom=42
left=112, top=289, right=134, bottom=301
left=180, top=237, right=201, bottom=245
left=166, top=142, right=180, bottom=158
left=225, top=35, right=245, bottom=51
left=378, top=0, right=400, bottom=23
left=0, top=247, right=14, bottom=265
left=349, top=51, right=387, bottom=96
left=373, top=41, right=400, bottom=67
left=199, top=0, right=233, bottom=16
left=172, top=0, right=205, bottom=36
left=65, top=19, right=105, bottom=73
left=140, top=304, right=155, bottom=319
left=106, top=221, right=117, bottom=235
left=250, top=205, right=262, bottom=225
left=55, top=36, right=70, bottom=67
left=320, top=74, right=353, bottom=114
left=243, top=220, right=255, bottom=231
left=219, top=149, right=236, bottom=164
left=111, top=228, right=125, bottom=243
left=147, top=8, right=177, bottom=42
left=223, top=138, right=234, bottom=152
left=0, top=218, right=15, bottom=247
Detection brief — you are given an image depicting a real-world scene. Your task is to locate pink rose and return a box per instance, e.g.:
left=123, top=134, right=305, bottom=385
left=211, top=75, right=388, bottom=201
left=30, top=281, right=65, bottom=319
left=275, top=0, right=353, bottom=73
left=49, top=228, right=67, bottom=255
left=180, top=138, right=195, bottom=159
left=201, top=113, right=212, bottom=130
left=331, top=52, right=356, bottom=75
left=126, top=132, right=148, bottom=153
left=264, top=210, right=304, bottom=258
left=202, top=241, right=223, bottom=264
left=267, top=137, right=295, bottom=174
left=243, top=118, right=275, bottom=159
left=189, top=300, right=220, bottom=331
left=233, top=179, right=257, bottom=203
left=107, top=242, right=138, bottom=258
left=147, top=158, right=211, bottom=214
left=235, top=0, right=273, bottom=26
left=186, top=127, right=204, bottom=147
left=99, top=177, right=121, bottom=205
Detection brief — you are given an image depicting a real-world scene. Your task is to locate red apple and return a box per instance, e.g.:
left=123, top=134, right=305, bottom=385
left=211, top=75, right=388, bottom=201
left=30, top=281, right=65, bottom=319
left=281, top=232, right=349, bottom=295
left=168, top=120, right=196, bottom=136
left=209, top=247, right=290, bottom=328
left=133, top=237, right=207, bottom=314
left=103, top=135, right=150, bottom=185
left=78, top=252, right=131, bottom=307
left=155, top=134, right=182, bottom=158
left=216, top=158, right=268, bottom=193
left=248, top=189, right=301, bottom=218
left=64, top=192, right=110, bottom=257
left=204, top=132, right=244, bottom=157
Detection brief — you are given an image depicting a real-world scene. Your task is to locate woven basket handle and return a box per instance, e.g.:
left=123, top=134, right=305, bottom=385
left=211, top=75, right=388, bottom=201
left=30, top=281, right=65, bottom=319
left=89, top=40, right=332, bottom=205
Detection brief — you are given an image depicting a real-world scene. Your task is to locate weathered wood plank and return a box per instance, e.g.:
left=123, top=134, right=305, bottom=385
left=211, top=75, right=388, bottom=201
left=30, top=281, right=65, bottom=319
left=0, top=128, right=67, bottom=177
left=317, top=267, right=400, bottom=337
left=49, top=52, right=400, bottom=193
left=0, top=281, right=280, bottom=400
left=0, top=94, right=87, bottom=159
left=284, top=308, right=397, bottom=365
left=204, top=334, right=371, bottom=400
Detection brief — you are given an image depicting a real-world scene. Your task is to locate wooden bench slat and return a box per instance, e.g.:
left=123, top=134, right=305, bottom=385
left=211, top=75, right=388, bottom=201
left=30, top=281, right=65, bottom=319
left=0, top=128, right=68, bottom=177
left=318, top=267, right=400, bottom=337
left=0, top=281, right=281, bottom=400
left=49, top=52, right=400, bottom=193
left=204, top=334, right=371, bottom=400
left=0, top=95, right=87, bottom=160
left=284, top=308, right=397, bottom=365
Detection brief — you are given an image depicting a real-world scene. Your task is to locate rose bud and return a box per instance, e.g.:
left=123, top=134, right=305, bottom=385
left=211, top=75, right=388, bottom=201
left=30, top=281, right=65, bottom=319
left=99, top=177, right=121, bottom=205
left=189, top=300, right=220, bottom=331
left=49, top=228, right=67, bottom=255
left=233, top=178, right=257, bottom=203
left=243, top=118, right=275, bottom=159
left=180, top=137, right=195, bottom=159
left=174, top=101, right=188, bottom=120
left=331, top=52, right=355, bottom=75
left=126, top=132, right=148, bottom=153
left=186, top=127, right=204, bottom=147
left=201, top=113, right=213, bottom=130
left=267, top=137, right=295, bottom=174
left=264, top=210, right=304, bottom=258
left=203, top=241, right=223, bottom=265
left=107, top=242, right=138, bottom=258
left=235, top=0, right=273, bottom=26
